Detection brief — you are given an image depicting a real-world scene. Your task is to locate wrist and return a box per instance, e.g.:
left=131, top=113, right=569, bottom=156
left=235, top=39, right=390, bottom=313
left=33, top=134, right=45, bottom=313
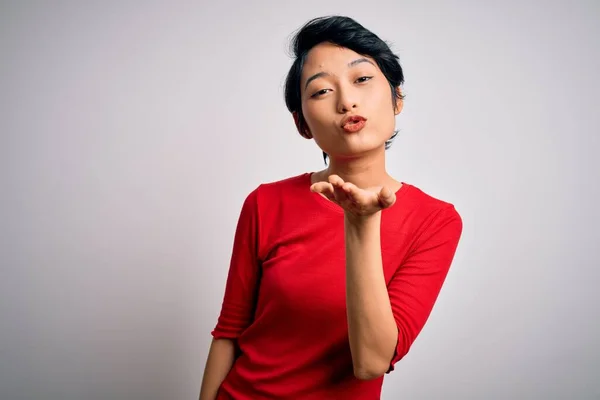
left=344, top=211, right=381, bottom=230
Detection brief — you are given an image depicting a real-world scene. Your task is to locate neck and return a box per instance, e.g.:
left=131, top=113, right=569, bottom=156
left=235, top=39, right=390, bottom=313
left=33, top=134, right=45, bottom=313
left=320, top=148, right=393, bottom=189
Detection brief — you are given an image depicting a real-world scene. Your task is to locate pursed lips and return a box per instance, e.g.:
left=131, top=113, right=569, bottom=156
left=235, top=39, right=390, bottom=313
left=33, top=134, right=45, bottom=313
left=341, top=115, right=367, bottom=133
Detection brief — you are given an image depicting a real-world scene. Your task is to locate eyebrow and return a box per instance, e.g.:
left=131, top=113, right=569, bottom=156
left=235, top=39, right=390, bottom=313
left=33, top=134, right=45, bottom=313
left=304, top=58, right=375, bottom=90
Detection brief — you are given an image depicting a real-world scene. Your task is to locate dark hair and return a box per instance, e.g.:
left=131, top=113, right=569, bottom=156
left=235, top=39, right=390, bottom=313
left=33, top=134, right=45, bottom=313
left=284, top=16, right=405, bottom=164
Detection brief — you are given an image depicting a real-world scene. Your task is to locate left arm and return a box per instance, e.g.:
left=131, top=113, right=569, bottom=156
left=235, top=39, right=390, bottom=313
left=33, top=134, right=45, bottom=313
left=311, top=175, right=462, bottom=380
left=345, top=211, right=398, bottom=380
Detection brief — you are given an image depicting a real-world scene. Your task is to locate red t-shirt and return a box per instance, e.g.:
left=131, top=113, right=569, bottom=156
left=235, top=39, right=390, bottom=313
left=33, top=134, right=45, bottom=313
left=211, top=173, right=462, bottom=399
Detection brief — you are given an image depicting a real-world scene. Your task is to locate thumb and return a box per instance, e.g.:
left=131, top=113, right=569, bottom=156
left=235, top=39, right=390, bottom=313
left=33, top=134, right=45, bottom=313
left=378, top=186, right=396, bottom=208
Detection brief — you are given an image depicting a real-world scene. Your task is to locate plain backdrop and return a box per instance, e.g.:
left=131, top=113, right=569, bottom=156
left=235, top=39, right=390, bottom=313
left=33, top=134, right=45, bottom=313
left=1, top=1, right=599, bottom=399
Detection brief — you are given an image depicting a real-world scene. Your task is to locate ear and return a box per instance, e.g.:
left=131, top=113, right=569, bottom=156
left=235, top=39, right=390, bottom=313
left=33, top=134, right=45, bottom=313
left=292, top=111, right=312, bottom=139
left=394, top=87, right=404, bottom=115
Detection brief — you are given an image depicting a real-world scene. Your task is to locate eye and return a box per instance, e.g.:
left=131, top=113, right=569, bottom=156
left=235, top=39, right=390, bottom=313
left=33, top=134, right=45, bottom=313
left=356, top=76, right=373, bottom=83
left=311, top=88, right=331, bottom=98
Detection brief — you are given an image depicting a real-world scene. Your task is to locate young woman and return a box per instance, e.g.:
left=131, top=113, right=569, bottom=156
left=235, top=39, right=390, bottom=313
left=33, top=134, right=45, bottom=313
left=199, top=15, right=463, bottom=400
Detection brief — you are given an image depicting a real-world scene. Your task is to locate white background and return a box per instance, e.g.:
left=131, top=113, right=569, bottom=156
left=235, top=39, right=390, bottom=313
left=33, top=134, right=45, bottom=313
left=1, top=1, right=599, bottom=399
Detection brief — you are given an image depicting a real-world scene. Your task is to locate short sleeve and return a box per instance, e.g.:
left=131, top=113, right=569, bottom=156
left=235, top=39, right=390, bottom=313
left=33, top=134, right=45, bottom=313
left=386, top=205, right=463, bottom=373
left=211, top=188, right=261, bottom=340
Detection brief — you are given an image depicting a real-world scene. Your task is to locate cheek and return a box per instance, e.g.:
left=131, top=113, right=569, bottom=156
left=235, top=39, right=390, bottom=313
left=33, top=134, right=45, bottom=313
left=370, top=88, right=396, bottom=128
left=371, top=114, right=395, bottom=141
left=303, top=102, right=332, bottom=130
left=372, top=82, right=394, bottom=109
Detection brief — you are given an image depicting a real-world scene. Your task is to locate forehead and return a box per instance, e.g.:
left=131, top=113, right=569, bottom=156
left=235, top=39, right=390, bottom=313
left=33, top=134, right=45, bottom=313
left=302, top=42, right=375, bottom=76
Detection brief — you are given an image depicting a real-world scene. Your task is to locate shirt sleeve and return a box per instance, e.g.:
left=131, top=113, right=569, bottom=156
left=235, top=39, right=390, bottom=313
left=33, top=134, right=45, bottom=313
left=386, top=205, right=463, bottom=373
left=211, top=187, right=261, bottom=340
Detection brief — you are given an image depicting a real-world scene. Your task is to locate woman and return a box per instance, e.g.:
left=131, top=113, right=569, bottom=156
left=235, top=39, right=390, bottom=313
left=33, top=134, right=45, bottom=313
left=199, top=15, right=463, bottom=400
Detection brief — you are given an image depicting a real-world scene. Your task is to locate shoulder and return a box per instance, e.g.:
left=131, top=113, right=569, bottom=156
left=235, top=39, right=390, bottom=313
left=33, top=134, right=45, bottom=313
left=394, top=183, right=463, bottom=241
left=401, top=183, right=455, bottom=209
left=240, top=172, right=311, bottom=215
left=244, top=173, right=310, bottom=204
left=256, top=173, right=309, bottom=194
left=240, top=173, right=313, bottom=257
left=400, top=183, right=460, bottom=218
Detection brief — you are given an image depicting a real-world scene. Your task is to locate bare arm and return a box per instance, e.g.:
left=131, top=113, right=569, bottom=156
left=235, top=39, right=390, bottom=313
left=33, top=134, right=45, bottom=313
left=345, top=212, right=398, bottom=380
left=202, top=189, right=262, bottom=398
left=199, top=338, right=236, bottom=400
left=310, top=176, right=398, bottom=380
left=313, top=175, right=462, bottom=380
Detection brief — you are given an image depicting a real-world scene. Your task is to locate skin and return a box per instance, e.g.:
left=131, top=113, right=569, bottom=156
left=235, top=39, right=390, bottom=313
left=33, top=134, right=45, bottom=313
left=200, top=42, right=406, bottom=399
left=294, top=41, right=405, bottom=379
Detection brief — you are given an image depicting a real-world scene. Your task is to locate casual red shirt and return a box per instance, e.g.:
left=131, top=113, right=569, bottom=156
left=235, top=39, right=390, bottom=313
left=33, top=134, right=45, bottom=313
left=211, top=172, right=462, bottom=399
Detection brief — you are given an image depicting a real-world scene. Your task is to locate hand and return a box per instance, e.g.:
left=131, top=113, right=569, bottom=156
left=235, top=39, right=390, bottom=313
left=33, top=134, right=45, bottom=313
left=310, top=174, right=396, bottom=217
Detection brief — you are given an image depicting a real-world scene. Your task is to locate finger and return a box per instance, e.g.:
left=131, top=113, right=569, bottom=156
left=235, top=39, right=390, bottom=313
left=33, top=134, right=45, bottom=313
left=332, top=183, right=350, bottom=203
left=327, top=175, right=349, bottom=203
left=378, top=186, right=396, bottom=208
left=341, top=182, right=363, bottom=203
left=311, top=182, right=336, bottom=201
left=327, top=174, right=345, bottom=188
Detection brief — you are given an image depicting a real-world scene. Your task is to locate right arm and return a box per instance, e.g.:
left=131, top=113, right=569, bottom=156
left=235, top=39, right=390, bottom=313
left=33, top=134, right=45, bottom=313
left=199, top=187, right=262, bottom=399
left=199, top=338, right=236, bottom=400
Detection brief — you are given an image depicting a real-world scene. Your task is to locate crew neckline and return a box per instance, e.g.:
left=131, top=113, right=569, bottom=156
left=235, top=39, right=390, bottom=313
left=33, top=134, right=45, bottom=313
left=304, top=172, right=411, bottom=213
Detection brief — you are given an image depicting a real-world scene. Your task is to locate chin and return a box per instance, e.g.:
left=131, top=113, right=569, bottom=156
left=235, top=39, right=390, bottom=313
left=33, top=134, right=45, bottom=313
left=328, top=143, right=385, bottom=159
left=343, top=135, right=387, bottom=153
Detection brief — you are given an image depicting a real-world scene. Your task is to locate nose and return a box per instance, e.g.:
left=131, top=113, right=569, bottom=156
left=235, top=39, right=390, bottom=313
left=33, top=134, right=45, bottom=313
left=336, top=86, right=358, bottom=113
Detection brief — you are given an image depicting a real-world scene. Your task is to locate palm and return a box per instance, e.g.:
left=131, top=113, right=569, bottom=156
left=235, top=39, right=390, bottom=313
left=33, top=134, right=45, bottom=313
left=310, top=174, right=396, bottom=217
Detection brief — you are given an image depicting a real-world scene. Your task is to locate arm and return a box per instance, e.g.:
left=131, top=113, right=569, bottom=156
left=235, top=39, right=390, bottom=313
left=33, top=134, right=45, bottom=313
left=345, top=206, right=463, bottom=380
left=310, top=175, right=462, bottom=380
left=199, top=188, right=262, bottom=397
left=199, top=338, right=236, bottom=400
left=345, top=211, right=398, bottom=380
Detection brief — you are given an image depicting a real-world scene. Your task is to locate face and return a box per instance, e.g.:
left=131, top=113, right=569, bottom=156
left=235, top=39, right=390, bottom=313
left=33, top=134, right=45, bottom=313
left=296, top=42, right=402, bottom=159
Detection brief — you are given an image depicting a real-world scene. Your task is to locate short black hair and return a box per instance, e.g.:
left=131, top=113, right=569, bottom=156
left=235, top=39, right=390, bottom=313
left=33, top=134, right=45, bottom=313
left=284, top=16, right=405, bottom=164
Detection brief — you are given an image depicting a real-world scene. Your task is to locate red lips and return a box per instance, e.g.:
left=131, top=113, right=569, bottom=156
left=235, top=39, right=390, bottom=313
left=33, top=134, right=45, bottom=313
left=341, top=115, right=367, bottom=133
